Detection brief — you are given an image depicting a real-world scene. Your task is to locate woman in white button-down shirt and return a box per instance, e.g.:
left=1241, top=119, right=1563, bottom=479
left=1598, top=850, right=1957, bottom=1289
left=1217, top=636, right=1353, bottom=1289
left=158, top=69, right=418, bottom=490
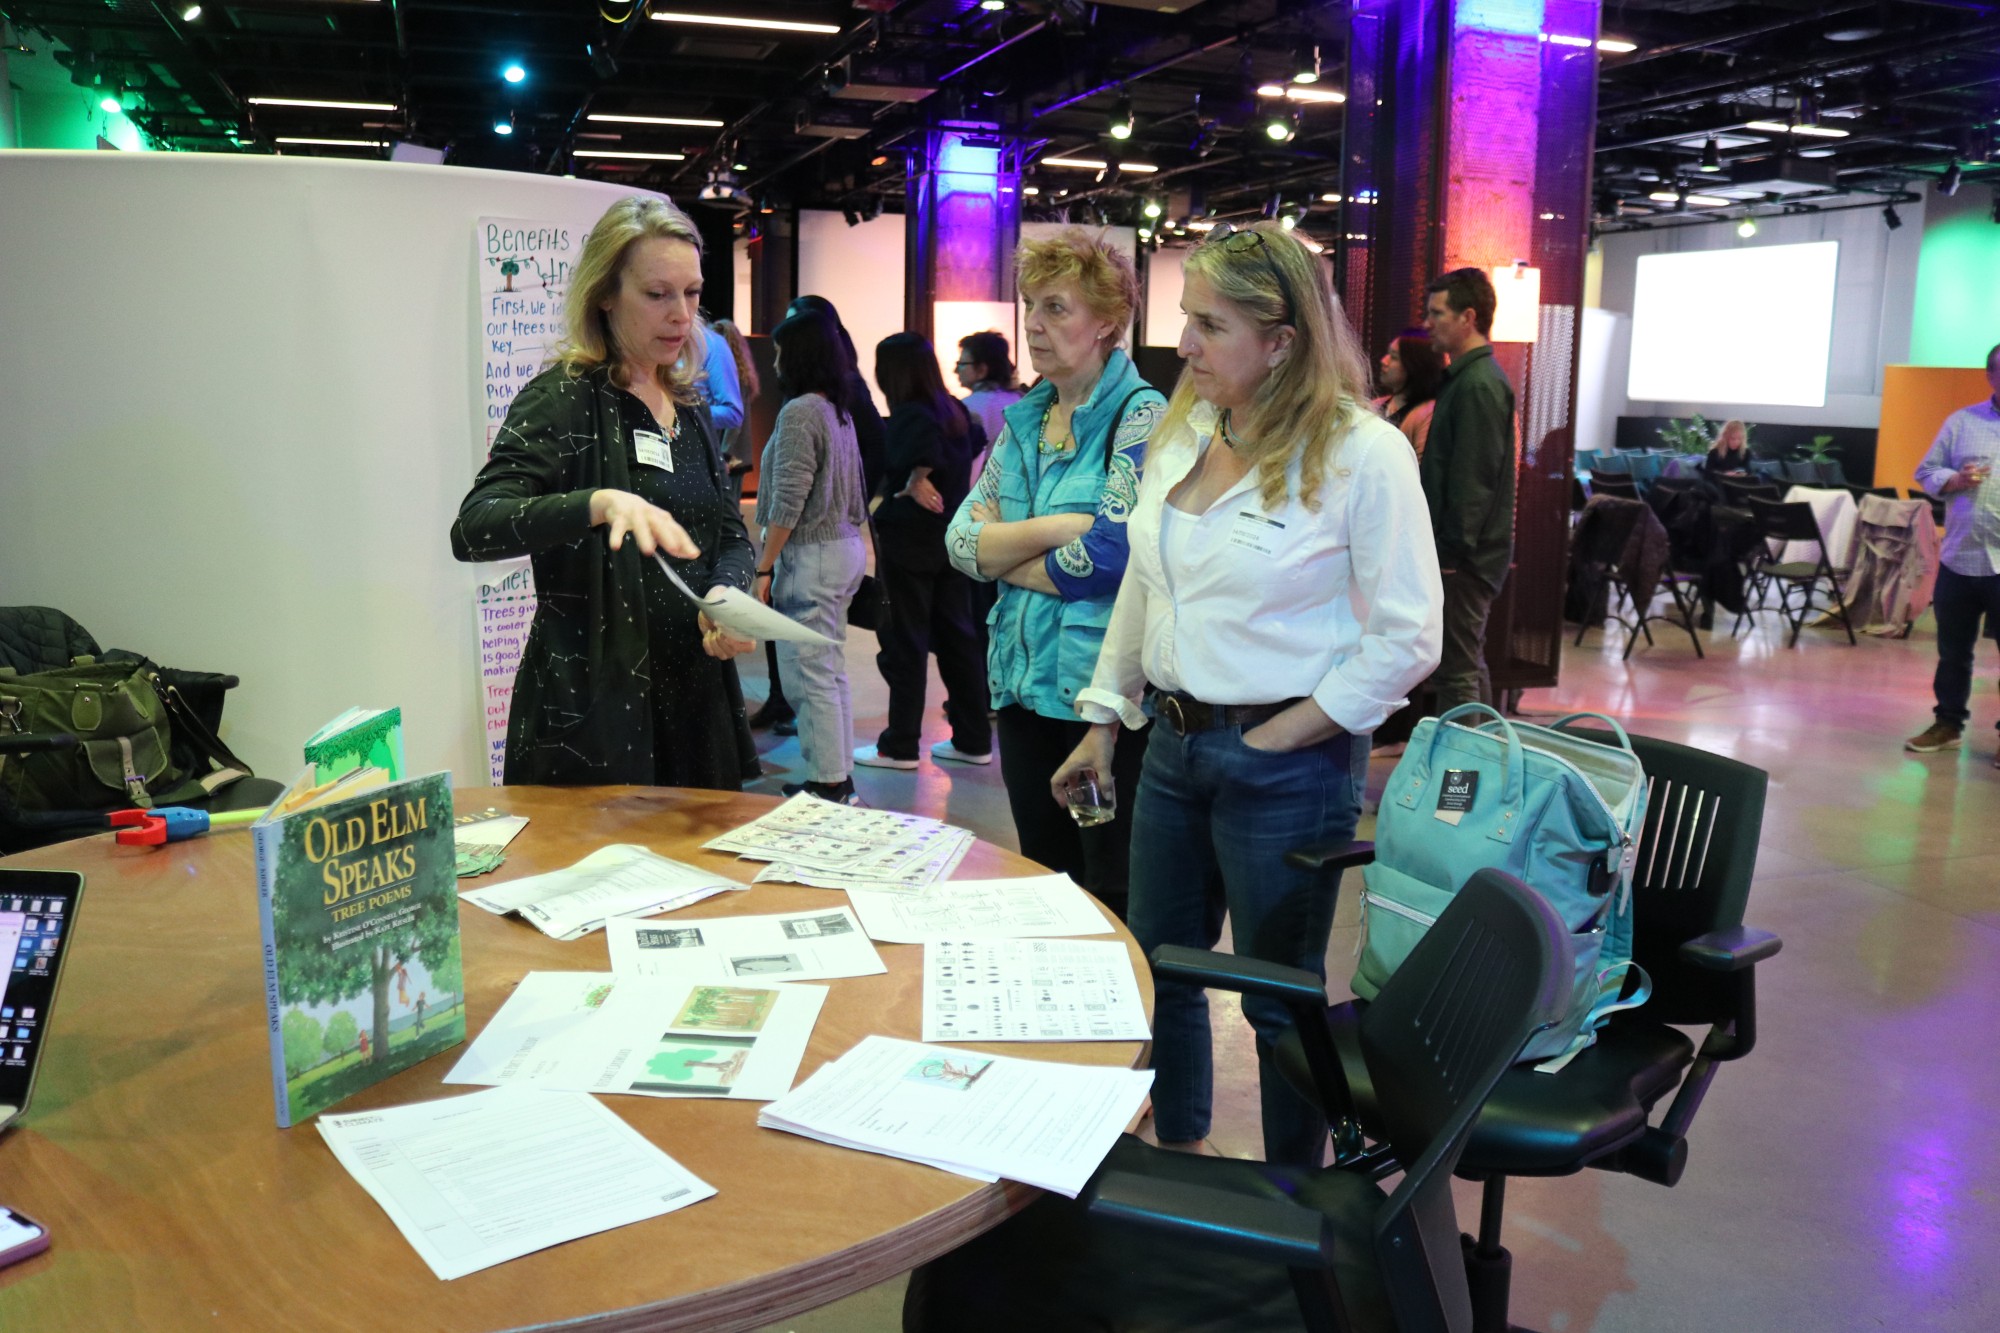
left=1059, top=222, right=1444, bottom=1166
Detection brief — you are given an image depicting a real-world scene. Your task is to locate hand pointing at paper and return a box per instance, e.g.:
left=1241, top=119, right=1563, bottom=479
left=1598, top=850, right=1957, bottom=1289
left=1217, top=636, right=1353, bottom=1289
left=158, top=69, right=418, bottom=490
left=590, top=489, right=701, bottom=559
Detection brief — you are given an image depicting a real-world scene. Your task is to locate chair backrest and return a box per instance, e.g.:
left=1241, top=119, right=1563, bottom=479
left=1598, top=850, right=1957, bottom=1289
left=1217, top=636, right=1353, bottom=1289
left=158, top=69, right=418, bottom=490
left=1717, top=476, right=1779, bottom=505
left=1590, top=474, right=1640, bottom=500
left=1618, top=734, right=1768, bottom=1027
left=1590, top=452, right=1632, bottom=476
left=1361, top=870, right=1569, bottom=1333
left=1781, top=459, right=1818, bottom=482
left=1653, top=476, right=1699, bottom=498
left=1748, top=496, right=1826, bottom=546
left=1907, top=488, right=1947, bottom=524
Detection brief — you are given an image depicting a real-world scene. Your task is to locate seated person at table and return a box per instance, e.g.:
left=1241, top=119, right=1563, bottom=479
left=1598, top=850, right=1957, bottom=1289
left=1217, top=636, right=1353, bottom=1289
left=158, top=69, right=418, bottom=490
left=1703, top=418, right=1753, bottom=476
left=451, top=195, right=757, bottom=789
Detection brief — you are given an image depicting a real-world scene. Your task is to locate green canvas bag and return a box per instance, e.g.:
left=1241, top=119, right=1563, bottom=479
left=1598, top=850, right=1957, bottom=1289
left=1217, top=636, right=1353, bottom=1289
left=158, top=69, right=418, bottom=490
left=0, top=657, right=235, bottom=811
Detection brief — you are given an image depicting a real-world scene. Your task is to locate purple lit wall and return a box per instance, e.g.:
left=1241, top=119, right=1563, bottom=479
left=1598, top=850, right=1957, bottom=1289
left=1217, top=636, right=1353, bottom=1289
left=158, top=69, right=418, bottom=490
left=905, top=128, right=1022, bottom=345
left=1343, top=0, right=1600, bottom=693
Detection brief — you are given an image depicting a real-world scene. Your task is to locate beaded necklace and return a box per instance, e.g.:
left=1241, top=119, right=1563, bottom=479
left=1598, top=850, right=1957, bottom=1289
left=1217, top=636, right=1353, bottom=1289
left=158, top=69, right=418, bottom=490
left=1037, top=399, right=1076, bottom=456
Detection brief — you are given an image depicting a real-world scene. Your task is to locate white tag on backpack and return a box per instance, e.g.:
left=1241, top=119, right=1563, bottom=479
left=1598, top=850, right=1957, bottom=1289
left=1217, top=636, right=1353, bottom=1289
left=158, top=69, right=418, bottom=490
left=1435, top=769, right=1478, bottom=826
left=634, top=430, right=674, bottom=472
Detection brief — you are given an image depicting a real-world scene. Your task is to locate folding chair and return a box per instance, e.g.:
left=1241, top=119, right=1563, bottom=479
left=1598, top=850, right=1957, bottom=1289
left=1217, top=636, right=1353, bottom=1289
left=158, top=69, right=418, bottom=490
left=1747, top=497, right=1857, bottom=646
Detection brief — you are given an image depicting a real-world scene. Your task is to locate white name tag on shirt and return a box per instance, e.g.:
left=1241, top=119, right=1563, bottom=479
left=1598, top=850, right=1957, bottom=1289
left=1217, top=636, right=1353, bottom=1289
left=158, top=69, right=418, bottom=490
left=1226, top=509, right=1286, bottom=558
left=634, top=430, right=675, bottom=472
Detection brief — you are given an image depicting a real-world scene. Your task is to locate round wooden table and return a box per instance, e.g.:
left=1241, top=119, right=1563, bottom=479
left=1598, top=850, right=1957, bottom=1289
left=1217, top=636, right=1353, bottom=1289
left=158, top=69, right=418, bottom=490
left=0, top=785, right=1151, bottom=1331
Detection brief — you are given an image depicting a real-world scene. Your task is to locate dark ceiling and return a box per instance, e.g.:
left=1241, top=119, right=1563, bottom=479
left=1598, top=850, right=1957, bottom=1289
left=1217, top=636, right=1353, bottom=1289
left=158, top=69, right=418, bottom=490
left=7, top=0, right=1999, bottom=240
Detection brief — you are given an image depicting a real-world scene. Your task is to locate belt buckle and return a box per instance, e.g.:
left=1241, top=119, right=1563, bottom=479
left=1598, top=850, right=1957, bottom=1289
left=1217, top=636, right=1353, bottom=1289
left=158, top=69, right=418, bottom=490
left=1161, top=695, right=1189, bottom=736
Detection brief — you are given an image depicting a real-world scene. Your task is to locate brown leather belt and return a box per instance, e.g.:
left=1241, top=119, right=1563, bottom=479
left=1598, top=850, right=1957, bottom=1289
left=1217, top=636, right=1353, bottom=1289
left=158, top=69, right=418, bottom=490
left=1153, top=690, right=1304, bottom=737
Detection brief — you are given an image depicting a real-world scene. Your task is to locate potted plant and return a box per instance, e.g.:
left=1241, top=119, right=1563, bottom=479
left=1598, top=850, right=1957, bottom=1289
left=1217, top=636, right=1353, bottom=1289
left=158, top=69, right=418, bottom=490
left=1797, top=434, right=1844, bottom=485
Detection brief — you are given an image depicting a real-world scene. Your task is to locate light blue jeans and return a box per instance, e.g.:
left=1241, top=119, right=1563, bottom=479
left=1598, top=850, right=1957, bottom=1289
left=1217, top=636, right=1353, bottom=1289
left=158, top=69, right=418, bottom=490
left=1127, top=721, right=1366, bottom=1168
left=772, top=534, right=866, bottom=783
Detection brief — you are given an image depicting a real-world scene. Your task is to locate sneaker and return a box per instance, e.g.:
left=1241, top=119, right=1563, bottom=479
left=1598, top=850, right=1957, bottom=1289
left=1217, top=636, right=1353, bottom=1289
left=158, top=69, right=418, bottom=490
left=1904, top=722, right=1963, bottom=753
left=931, top=740, right=993, bottom=766
left=782, top=778, right=862, bottom=805
left=853, top=745, right=919, bottom=770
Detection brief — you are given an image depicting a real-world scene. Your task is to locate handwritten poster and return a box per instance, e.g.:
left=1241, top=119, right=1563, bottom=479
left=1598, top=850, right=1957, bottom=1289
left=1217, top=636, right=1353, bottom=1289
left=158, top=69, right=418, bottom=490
left=471, top=218, right=575, bottom=784
left=477, top=216, right=578, bottom=451
left=475, top=560, right=536, bottom=786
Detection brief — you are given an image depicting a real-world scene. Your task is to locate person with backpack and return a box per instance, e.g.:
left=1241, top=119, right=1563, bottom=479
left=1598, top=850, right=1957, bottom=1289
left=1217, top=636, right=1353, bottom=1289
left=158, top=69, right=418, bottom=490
left=945, top=229, right=1165, bottom=922
left=1056, top=222, right=1442, bottom=1167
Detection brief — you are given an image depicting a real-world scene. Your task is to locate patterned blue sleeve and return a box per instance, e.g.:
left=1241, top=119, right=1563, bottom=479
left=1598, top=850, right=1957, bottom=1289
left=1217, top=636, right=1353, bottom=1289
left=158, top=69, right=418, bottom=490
left=1046, top=393, right=1163, bottom=600
left=947, top=423, right=1013, bottom=580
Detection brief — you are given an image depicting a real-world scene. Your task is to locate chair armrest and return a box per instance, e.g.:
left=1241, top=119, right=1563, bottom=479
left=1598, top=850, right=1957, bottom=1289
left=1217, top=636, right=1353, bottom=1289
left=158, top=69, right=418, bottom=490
left=1284, top=838, right=1376, bottom=873
left=1680, top=927, right=1782, bottom=972
left=1089, top=1170, right=1335, bottom=1271
left=1149, top=945, right=1326, bottom=1007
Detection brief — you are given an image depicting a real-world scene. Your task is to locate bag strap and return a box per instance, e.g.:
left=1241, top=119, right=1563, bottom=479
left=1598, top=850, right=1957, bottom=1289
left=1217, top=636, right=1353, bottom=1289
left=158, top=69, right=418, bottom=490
left=151, top=672, right=254, bottom=787
left=1102, top=385, right=1160, bottom=467
left=1542, top=710, right=1636, bottom=752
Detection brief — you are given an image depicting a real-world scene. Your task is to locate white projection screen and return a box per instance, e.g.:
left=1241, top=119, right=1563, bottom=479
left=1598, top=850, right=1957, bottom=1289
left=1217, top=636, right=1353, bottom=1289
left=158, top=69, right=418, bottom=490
left=1627, top=240, right=1839, bottom=407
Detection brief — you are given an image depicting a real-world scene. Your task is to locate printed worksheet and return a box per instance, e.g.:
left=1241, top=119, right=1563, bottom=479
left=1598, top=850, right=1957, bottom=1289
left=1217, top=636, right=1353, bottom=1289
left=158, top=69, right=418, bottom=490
left=602, top=906, right=885, bottom=982
left=459, top=844, right=746, bottom=940
left=707, top=795, right=973, bottom=889
left=447, top=971, right=825, bottom=1102
left=653, top=552, right=835, bottom=644
left=923, top=938, right=1150, bottom=1043
left=758, top=1034, right=1153, bottom=1197
left=317, top=1086, right=714, bottom=1280
left=846, top=874, right=1113, bottom=942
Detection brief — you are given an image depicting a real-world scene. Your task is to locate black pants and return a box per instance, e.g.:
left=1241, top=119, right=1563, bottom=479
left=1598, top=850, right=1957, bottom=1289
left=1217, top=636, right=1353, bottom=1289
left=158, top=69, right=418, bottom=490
left=1933, top=563, right=2000, bottom=728
left=996, top=706, right=1148, bottom=922
left=875, top=527, right=990, bottom=760
left=1434, top=567, right=1498, bottom=712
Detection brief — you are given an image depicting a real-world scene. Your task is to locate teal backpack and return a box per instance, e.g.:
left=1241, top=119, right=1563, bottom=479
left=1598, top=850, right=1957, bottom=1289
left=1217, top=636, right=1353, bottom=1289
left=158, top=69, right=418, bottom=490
left=1354, top=704, right=1652, bottom=1069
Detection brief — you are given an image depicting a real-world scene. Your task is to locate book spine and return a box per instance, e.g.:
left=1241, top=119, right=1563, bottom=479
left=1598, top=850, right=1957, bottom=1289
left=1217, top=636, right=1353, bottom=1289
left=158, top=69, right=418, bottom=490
left=253, top=821, right=293, bottom=1129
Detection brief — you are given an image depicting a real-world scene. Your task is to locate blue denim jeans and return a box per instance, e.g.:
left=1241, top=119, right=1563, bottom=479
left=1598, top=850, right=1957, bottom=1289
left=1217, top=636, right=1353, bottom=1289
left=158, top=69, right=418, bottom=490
left=773, top=535, right=866, bottom=783
left=1127, top=721, right=1366, bottom=1167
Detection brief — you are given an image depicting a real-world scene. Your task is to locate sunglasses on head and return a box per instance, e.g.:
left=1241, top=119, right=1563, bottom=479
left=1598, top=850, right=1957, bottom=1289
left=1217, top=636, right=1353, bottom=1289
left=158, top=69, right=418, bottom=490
left=1205, top=224, right=1297, bottom=325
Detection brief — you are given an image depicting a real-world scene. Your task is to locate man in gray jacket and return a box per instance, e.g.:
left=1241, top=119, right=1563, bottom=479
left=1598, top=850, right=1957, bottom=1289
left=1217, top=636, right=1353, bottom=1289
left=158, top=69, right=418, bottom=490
left=1420, top=267, right=1517, bottom=711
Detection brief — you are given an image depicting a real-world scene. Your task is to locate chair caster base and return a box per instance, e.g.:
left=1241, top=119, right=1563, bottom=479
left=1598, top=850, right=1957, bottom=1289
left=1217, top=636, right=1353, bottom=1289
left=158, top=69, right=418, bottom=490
left=1463, top=1232, right=1535, bottom=1333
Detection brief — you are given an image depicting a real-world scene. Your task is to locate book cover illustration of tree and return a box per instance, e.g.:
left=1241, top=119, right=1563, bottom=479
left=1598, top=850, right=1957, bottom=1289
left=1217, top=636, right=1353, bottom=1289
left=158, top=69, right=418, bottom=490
left=272, top=773, right=464, bottom=1122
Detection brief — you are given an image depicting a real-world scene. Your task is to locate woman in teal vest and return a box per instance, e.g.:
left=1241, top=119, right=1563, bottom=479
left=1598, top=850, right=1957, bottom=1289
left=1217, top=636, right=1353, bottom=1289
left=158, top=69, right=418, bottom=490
left=945, top=230, right=1165, bottom=920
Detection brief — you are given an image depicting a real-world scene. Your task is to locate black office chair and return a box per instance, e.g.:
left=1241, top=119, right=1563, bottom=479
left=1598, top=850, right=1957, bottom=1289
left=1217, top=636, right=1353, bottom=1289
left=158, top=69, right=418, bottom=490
left=1746, top=497, right=1857, bottom=646
left=903, top=870, right=1572, bottom=1333
left=1715, top=475, right=1780, bottom=507
left=1280, top=732, right=1780, bottom=1333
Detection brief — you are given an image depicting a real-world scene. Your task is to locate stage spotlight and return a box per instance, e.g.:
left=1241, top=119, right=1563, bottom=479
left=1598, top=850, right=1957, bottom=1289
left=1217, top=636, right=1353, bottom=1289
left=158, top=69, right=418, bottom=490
left=1700, top=139, right=1720, bottom=172
left=1291, top=44, right=1321, bottom=85
left=1264, top=109, right=1298, bottom=142
left=180, top=4, right=202, bottom=20
left=502, top=63, right=527, bottom=85
left=1142, top=198, right=1163, bottom=219
left=1737, top=218, right=1758, bottom=238
left=1883, top=204, right=1903, bottom=230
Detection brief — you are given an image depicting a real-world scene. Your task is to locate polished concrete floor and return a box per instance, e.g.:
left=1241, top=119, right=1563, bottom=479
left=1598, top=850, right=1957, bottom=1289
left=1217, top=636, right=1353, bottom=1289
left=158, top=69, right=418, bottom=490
left=747, top=601, right=2000, bottom=1333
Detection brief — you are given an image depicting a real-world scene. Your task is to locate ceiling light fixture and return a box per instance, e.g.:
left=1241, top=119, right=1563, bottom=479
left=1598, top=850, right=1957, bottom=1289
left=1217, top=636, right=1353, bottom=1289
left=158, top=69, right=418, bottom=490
left=502, top=63, right=527, bottom=85
left=1737, top=218, right=1759, bottom=238
left=1142, top=198, right=1163, bottom=218
left=649, top=11, right=842, bottom=35
left=1700, top=139, right=1721, bottom=172
left=587, top=113, right=725, bottom=128
left=179, top=4, right=202, bottom=20
left=98, top=92, right=123, bottom=114
left=1744, top=121, right=1849, bottom=139
left=248, top=97, right=398, bottom=112
left=1041, top=156, right=1158, bottom=173
left=1291, top=44, right=1321, bottom=85
left=1597, top=37, right=1638, bottom=53
left=980, top=0, right=1007, bottom=10
left=1108, top=96, right=1134, bottom=141
left=574, top=149, right=688, bottom=160
left=1256, top=84, right=1345, bottom=105
left=1264, top=109, right=1299, bottom=143
left=493, top=115, right=514, bottom=136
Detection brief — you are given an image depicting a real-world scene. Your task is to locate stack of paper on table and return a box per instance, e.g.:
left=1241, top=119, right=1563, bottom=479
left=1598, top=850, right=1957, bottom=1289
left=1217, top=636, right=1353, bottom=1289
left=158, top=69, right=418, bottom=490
left=845, top=873, right=1113, bottom=942
left=603, top=906, right=885, bottom=982
left=924, top=938, right=1150, bottom=1043
left=705, top=794, right=973, bottom=892
left=318, top=1086, right=714, bottom=1280
left=459, top=844, right=745, bottom=939
left=446, top=971, right=825, bottom=1101
left=758, top=1034, right=1152, bottom=1197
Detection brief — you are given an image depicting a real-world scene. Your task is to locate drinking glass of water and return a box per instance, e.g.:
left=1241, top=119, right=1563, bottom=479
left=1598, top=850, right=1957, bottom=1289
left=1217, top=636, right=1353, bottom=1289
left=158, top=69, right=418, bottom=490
left=1065, top=768, right=1115, bottom=827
